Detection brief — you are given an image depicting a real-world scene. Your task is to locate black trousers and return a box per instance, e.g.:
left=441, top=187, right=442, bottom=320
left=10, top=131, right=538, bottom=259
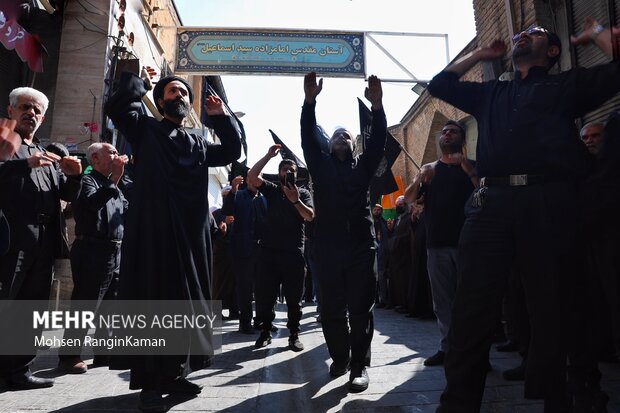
left=255, top=247, right=305, bottom=333
left=504, top=267, right=530, bottom=357
left=231, top=243, right=259, bottom=325
left=0, top=226, right=55, bottom=378
left=438, top=182, right=577, bottom=413
left=58, top=239, right=121, bottom=359
left=568, top=235, right=620, bottom=402
left=314, top=239, right=376, bottom=369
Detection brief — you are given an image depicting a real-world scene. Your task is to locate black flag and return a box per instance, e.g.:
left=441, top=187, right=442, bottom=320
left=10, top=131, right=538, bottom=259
left=269, top=129, right=306, bottom=169
left=201, top=76, right=249, bottom=179
left=357, top=98, right=401, bottom=205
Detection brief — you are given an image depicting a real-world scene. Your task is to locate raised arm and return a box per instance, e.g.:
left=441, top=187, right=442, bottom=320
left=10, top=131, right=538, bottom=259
left=444, top=40, right=506, bottom=77
left=247, top=145, right=281, bottom=188
left=426, top=41, right=503, bottom=116
left=104, top=72, right=150, bottom=150
left=204, top=95, right=242, bottom=166
left=300, top=72, right=325, bottom=170
left=571, top=16, right=620, bottom=57
left=360, top=75, right=387, bottom=175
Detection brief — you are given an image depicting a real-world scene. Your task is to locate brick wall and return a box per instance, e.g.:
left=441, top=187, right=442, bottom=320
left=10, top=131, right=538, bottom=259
left=392, top=40, right=481, bottom=186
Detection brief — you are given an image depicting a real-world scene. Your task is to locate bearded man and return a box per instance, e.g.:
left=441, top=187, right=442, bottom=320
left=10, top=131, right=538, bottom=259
left=300, top=72, right=385, bottom=392
left=404, top=120, right=477, bottom=368
left=105, top=71, right=241, bottom=412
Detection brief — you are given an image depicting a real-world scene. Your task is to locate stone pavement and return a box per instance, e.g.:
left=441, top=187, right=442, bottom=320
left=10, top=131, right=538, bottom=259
left=1, top=303, right=619, bottom=413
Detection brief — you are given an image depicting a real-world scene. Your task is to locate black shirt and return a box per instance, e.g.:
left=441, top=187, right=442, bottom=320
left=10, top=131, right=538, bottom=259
left=422, top=160, right=475, bottom=248
left=427, top=63, right=620, bottom=179
left=258, top=180, right=313, bottom=253
left=73, top=170, right=128, bottom=241
left=16, top=140, right=56, bottom=216
left=301, top=102, right=387, bottom=243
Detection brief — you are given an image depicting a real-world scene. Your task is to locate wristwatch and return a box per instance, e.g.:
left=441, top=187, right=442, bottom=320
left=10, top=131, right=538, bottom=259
left=591, top=24, right=605, bottom=41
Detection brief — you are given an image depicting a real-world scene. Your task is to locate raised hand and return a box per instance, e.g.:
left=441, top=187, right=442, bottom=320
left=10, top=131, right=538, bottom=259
left=204, top=95, right=225, bottom=116
left=304, top=72, right=323, bottom=104
left=267, top=144, right=281, bottom=158
left=140, top=66, right=155, bottom=90
left=0, top=118, right=20, bottom=161
left=570, top=16, right=600, bottom=46
left=364, top=75, right=383, bottom=110
left=231, top=175, right=244, bottom=192
left=477, top=40, right=506, bottom=60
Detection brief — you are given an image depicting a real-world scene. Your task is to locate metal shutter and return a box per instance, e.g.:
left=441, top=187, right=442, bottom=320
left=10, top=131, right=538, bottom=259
left=572, top=0, right=620, bottom=124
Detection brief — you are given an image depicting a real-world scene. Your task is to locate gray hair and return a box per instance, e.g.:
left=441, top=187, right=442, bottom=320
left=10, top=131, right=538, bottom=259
left=9, top=87, right=49, bottom=114
left=86, top=142, right=106, bottom=164
left=580, top=122, right=604, bottom=136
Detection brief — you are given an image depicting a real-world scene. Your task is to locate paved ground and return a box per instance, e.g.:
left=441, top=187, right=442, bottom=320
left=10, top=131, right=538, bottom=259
left=1, top=303, right=619, bottom=413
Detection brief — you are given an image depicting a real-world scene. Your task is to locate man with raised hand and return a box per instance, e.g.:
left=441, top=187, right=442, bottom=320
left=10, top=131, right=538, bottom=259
left=301, top=72, right=386, bottom=392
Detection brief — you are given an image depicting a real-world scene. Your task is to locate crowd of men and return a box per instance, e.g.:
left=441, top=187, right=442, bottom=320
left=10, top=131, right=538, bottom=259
left=0, top=15, right=619, bottom=413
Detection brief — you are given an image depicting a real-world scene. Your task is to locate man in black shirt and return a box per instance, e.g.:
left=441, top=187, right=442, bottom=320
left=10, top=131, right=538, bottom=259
left=570, top=116, right=620, bottom=410
left=58, top=142, right=128, bottom=374
left=248, top=147, right=314, bottom=352
left=427, top=21, right=620, bottom=413
left=0, top=87, right=82, bottom=390
left=301, top=72, right=385, bottom=392
left=404, top=120, right=477, bottom=368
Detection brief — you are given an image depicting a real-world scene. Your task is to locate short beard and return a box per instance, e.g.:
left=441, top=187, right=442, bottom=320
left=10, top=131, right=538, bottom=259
left=163, top=99, right=190, bottom=119
left=439, top=140, right=463, bottom=154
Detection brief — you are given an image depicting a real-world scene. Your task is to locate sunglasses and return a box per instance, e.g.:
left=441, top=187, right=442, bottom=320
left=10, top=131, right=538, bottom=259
left=512, top=25, right=550, bottom=44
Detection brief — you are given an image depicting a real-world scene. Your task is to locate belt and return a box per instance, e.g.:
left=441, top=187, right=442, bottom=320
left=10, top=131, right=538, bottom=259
left=480, top=174, right=547, bottom=187
left=37, top=213, right=52, bottom=224
left=75, top=235, right=122, bottom=246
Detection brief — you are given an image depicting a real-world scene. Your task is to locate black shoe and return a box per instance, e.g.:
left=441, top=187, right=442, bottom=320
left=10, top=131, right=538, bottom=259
left=502, top=364, right=525, bottom=381
left=349, top=367, right=369, bottom=392
left=424, top=351, right=445, bottom=366
left=496, top=340, right=519, bottom=352
left=160, top=377, right=202, bottom=395
left=10, top=374, right=54, bottom=390
left=238, top=322, right=254, bottom=334
left=288, top=334, right=304, bottom=352
left=329, top=360, right=351, bottom=377
left=139, top=389, right=166, bottom=413
left=254, top=330, right=272, bottom=348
